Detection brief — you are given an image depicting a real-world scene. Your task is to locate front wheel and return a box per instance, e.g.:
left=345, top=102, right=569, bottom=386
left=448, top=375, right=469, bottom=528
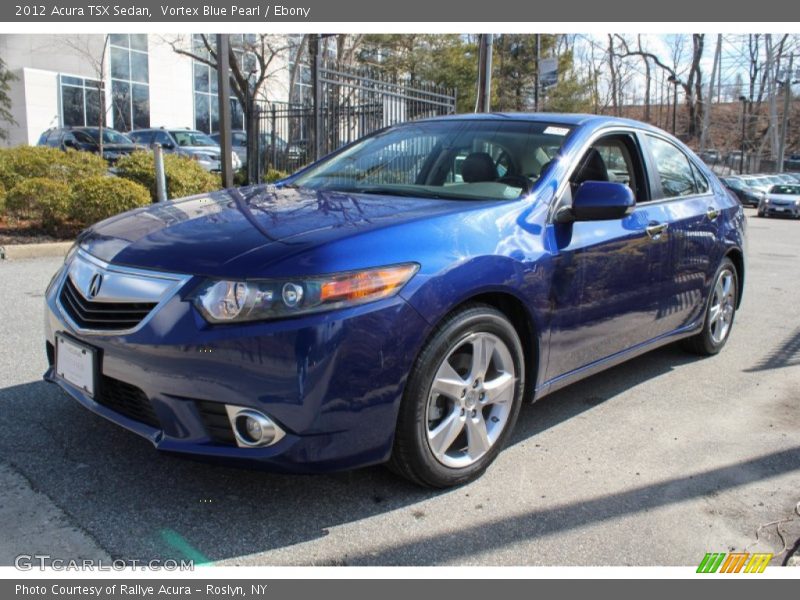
left=681, top=258, right=738, bottom=356
left=389, top=304, right=525, bottom=488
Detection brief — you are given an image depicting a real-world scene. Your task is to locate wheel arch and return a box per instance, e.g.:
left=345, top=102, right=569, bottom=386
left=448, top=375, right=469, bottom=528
left=445, top=291, right=540, bottom=403
left=724, top=247, right=745, bottom=308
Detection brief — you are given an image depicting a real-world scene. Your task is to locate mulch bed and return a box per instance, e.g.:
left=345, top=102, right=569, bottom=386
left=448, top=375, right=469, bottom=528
left=0, top=216, right=79, bottom=245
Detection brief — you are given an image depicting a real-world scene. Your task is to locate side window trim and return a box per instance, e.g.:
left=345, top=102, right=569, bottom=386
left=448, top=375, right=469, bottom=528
left=643, top=133, right=712, bottom=201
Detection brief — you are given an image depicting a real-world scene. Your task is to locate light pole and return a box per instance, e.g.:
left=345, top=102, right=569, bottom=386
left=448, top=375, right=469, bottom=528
left=739, top=95, right=749, bottom=175
left=776, top=54, right=797, bottom=173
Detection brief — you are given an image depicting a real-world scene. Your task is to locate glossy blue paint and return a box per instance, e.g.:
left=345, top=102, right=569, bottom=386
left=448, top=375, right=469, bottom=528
left=43, top=113, right=746, bottom=472
left=571, top=181, right=636, bottom=220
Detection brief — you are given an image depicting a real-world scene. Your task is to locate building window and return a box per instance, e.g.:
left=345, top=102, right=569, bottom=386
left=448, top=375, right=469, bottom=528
left=287, top=35, right=312, bottom=105
left=110, top=34, right=150, bottom=131
left=59, top=75, right=104, bottom=127
left=191, top=34, right=247, bottom=133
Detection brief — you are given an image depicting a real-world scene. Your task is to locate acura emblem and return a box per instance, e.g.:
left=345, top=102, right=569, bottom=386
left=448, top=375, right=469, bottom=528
left=87, top=273, right=103, bottom=299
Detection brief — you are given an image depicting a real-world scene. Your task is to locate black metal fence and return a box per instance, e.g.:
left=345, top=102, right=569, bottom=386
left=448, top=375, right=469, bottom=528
left=255, top=64, right=456, bottom=179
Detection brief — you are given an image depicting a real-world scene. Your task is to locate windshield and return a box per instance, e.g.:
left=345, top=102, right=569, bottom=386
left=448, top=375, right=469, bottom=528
left=770, top=185, right=800, bottom=195
left=291, top=119, right=572, bottom=201
left=170, top=131, right=217, bottom=147
left=79, top=128, right=133, bottom=145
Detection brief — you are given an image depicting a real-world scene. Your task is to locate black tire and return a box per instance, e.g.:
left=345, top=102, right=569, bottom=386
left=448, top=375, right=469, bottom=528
left=388, top=304, right=525, bottom=488
left=681, top=257, right=738, bottom=356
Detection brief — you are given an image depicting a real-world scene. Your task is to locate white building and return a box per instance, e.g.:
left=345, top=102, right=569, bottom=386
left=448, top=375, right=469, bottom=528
left=0, top=34, right=301, bottom=147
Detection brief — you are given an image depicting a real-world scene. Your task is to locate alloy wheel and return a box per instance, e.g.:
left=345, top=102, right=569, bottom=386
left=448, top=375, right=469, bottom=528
left=425, top=332, right=516, bottom=468
left=709, top=268, right=735, bottom=344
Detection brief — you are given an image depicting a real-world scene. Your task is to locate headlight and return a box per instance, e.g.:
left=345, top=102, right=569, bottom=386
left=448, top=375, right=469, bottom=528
left=192, top=263, right=419, bottom=324
left=64, top=242, right=79, bottom=265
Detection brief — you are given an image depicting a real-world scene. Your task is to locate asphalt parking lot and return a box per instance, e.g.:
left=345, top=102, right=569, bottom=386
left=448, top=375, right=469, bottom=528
left=0, top=210, right=798, bottom=567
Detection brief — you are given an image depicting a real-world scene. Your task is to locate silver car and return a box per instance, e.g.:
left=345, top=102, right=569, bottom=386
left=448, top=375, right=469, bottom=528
left=758, top=184, right=800, bottom=218
left=129, top=128, right=242, bottom=172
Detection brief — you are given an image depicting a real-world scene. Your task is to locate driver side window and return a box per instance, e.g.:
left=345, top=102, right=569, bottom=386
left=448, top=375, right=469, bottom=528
left=568, top=134, right=646, bottom=203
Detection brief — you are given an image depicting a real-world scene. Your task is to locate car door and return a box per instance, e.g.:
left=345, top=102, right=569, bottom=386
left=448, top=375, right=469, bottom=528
left=545, top=132, right=670, bottom=381
left=641, top=134, right=718, bottom=335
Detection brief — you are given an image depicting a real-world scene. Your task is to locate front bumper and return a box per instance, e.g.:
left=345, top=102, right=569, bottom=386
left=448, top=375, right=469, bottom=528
left=761, top=203, right=800, bottom=217
left=43, top=258, right=430, bottom=472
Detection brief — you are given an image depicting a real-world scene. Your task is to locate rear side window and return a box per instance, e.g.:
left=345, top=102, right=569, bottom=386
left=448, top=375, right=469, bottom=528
left=646, top=135, right=701, bottom=199
left=46, top=130, right=62, bottom=147
left=130, top=130, right=153, bottom=144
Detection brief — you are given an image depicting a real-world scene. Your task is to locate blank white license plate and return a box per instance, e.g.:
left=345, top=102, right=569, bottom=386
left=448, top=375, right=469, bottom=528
left=775, top=207, right=786, bottom=212
left=55, top=334, right=96, bottom=397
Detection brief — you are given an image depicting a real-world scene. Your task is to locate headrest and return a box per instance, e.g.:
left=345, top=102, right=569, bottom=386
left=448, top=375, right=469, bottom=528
left=461, top=152, right=498, bottom=183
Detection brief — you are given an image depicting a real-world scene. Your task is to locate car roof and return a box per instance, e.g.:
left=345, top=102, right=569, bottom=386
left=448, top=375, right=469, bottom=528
left=412, top=112, right=668, bottom=135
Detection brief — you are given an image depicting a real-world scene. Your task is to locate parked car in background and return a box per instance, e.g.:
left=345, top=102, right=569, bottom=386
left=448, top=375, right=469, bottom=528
left=758, top=184, right=800, bottom=218
left=128, top=128, right=241, bottom=172
left=285, top=139, right=310, bottom=170
left=44, top=114, right=745, bottom=487
left=720, top=176, right=762, bottom=207
left=37, top=126, right=141, bottom=164
left=698, top=149, right=721, bottom=164
left=725, top=151, right=743, bottom=168
left=209, top=130, right=288, bottom=168
left=784, top=153, right=800, bottom=171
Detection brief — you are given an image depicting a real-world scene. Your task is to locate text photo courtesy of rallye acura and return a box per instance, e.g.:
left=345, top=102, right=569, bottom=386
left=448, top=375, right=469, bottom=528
left=43, top=113, right=746, bottom=488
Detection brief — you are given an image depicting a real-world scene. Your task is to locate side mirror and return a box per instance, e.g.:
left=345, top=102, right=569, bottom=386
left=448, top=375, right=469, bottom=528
left=556, top=181, right=635, bottom=222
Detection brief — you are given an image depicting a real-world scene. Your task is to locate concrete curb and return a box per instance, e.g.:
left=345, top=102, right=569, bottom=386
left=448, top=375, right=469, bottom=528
left=0, top=241, right=72, bottom=260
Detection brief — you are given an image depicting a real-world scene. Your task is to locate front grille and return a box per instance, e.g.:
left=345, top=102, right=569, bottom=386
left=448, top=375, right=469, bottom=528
left=96, top=376, right=160, bottom=428
left=59, top=277, right=157, bottom=331
left=196, top=401, right=236, bottom=445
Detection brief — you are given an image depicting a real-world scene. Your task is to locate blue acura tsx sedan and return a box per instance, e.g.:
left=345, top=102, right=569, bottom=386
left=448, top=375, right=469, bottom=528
left=44, top=114, right=746, bottom=487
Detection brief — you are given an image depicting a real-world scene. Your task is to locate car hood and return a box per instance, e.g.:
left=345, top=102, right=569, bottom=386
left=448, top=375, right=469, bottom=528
left=181, top=146, right=220, bottom=155
left=79, top=186, right=488, bottom=277
left=766, top=194, right=799, bottom=201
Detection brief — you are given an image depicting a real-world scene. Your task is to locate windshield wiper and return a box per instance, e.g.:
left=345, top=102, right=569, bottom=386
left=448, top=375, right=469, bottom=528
left=351, top=186, right=443, bottom=198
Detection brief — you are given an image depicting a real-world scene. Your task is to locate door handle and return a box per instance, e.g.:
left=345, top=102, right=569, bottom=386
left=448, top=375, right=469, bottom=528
left=645, top=222, right=668, bottom=240
left=706, top=206, right=720, bottom=221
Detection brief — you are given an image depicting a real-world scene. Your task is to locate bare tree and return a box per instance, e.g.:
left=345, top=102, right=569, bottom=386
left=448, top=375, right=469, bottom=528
left=607, top=35, right=620, bottom=116
left=637, top=35, right=652, bottom=122
left=614, top=33, right=706, bottom=138
left=699, top=34, right=722, bottom=152
left=165, top=34, right=291, bottom=179
left=59, top=35, right=110, bottom=154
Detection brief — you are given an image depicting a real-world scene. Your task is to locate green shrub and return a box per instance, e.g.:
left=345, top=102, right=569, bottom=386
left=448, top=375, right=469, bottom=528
left=115, top=151, right=221, bottom=201
left=6, top=177, right=73, bottom=233
left=233, top=167, right=249, bottom=187
left=0, top=146, right=107, bottom=189
left=71, top=176, right=151, bottom=226
left=0, top=182, right=6, bottom=214
left=264, top=168, right=289, bottom=183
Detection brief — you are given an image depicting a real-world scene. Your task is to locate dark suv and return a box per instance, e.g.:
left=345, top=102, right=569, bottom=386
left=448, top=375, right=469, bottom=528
left=37, top=127, right=140, bottom=164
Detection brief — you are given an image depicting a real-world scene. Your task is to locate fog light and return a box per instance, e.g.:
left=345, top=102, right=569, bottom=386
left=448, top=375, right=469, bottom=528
left=224, top=407, right=285, bottom=448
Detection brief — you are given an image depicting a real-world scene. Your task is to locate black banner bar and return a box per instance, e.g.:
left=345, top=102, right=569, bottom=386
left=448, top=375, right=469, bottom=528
left=2, top=0, right=799, bottom=22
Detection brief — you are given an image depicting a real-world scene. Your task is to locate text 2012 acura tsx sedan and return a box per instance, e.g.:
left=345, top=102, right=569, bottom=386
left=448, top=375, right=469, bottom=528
left=44, top=114, right=746, bottom=487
